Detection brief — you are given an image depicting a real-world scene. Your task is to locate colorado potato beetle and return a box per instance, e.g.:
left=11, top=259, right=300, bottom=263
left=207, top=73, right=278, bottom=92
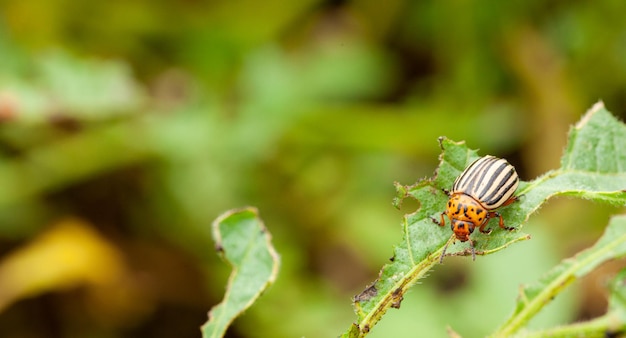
left=432, top=155, right=520, bottom=262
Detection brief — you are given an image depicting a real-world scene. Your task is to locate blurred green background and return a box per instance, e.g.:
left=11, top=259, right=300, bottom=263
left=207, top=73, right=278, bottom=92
left=0, top=1, right=625, bottom=337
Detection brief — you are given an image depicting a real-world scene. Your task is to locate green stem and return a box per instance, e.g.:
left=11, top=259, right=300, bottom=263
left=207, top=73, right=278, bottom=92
left=521, top=313, right=623, bottom=338
left=355, top=248, right=441, bottom=336
left=491, top=232, right=626, bottom=337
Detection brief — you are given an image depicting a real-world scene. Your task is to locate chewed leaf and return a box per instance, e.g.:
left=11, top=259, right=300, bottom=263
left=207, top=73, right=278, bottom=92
left=343, top=138, right=530, bottom=338
left=343, top=101, right=626, bottom=337
left=201, top=207, right=280, bottom=338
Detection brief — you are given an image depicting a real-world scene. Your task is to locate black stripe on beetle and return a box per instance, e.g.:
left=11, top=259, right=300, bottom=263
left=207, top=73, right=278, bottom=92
left=478, top=168, right=516, bottom=207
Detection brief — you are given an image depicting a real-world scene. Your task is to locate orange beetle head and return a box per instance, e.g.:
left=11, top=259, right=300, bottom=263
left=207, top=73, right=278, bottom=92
left=451, top=219, right=474, bottom=242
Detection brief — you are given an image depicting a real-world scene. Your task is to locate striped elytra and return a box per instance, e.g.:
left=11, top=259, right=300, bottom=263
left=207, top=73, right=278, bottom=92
left=432, top=155, right=520, bottom=262
left=452, top=156, right=519, bottom=209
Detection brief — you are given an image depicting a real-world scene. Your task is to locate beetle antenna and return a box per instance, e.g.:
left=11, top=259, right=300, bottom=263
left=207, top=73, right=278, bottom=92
left=439, top=235, right=455, bottom=263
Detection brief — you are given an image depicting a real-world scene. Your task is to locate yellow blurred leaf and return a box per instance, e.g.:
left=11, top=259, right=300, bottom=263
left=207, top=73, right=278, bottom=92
left=0, top=218, right=125, bottom=312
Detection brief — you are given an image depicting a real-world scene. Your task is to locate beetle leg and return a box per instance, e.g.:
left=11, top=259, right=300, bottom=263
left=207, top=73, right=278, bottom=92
left=491, top=211, right=516, bottom=231
left=478, top=215, right=492, bottom=234
left=431, top=213, right=446, bottom=227
left=478, top=223, right=492, bottom=234
left=501, top=195, right=521, bottom=207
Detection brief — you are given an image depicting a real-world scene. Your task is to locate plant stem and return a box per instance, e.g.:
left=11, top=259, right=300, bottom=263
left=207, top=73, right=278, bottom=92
left=520, top=313, right=623, bottom=338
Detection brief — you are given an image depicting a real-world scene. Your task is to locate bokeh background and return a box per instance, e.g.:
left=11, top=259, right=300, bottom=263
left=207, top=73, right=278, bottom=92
left=0, top=1, right=625, bottom=337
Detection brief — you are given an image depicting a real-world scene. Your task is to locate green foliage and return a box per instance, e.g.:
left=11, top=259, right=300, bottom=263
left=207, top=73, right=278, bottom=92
left=343, top=102, right=626, bottom=337
left=607, top=268, right=626, bottom=330
left=493, top=215, right=626, bottom=338
left=0, top=50, right=143, bottom=123
left=1, top=2, right=626, bottom=337
left=202, top=207, right=280, bottom=338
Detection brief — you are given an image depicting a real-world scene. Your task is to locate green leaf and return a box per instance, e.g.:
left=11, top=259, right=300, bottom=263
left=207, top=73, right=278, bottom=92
left=607, top=267, right=626, bottom=329
left=36, top=51, right=145, bottom=119
left=344, top=101, right=626, bottom=337
left=201, top=207, right=280, bottom=338
left=491, top=214, right=626, bottom=337
left=2, top=51, right=144, bottom=123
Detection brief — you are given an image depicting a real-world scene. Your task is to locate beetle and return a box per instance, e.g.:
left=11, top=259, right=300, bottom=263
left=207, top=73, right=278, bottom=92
left=431, top=155, right=520, bottom=262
